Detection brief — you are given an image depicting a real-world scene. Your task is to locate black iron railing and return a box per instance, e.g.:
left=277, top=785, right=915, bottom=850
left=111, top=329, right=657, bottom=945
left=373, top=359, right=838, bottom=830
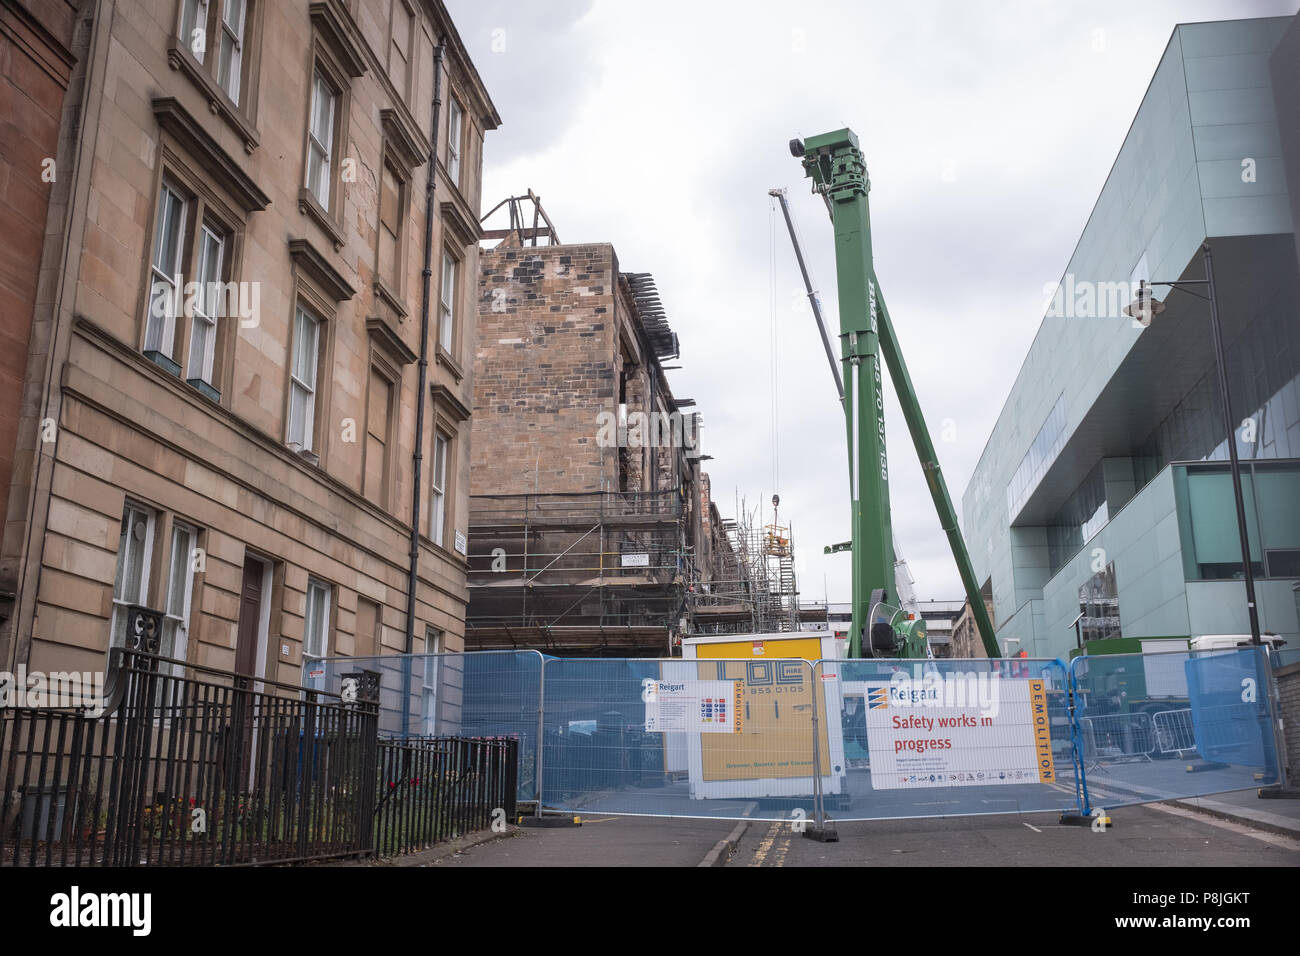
left=374, top=736, right=517, bottom=858
left=1, top=615, right=518, bottom=866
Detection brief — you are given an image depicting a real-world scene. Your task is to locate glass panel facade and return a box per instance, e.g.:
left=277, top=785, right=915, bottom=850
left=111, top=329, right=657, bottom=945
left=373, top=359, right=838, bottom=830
left=1046, top=459, right=1108, bottom=575
left=1171, top=460, right=1300, bottom=581
left=1006, top=394, right=1066, bottom=519
left=1255, top=463, right=1300, bottom=577
left=1078, top=562, right=1121, bottom=643
left=1134, top=296, right=1300, bottom=480
left=1045, top=287, right=1300, bottom=580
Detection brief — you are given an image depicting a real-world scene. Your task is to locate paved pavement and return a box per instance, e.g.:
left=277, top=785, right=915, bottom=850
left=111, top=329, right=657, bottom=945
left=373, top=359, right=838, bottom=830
left=1169, top=788, right=1300, bottom=837
left=730, top=804, right=1300, bottom=867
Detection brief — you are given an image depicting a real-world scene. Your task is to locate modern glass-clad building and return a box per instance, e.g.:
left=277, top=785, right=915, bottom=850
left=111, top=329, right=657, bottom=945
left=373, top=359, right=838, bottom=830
left=961, top=15, right=1300, bottom=659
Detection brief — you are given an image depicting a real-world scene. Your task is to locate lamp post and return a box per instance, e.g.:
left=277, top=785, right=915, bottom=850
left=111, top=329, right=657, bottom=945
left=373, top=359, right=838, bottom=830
left=1125, top=241, right=1261, bottom=645
left=1069, top=610, right=1084, bottom=652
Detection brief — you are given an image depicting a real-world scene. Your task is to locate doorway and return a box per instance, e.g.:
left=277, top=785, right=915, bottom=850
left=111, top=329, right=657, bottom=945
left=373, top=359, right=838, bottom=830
left=234, top=554, right=267, bottom=678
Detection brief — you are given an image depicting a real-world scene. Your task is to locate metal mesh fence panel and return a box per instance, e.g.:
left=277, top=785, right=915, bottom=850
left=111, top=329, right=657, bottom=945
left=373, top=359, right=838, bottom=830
left=814, top=658, right=1077, bottom=821
left=306, top=651, right=542, bottom=802
left=538, top=657, right=823, bottom=821
left=1069, top=646, right=1280, bottom=810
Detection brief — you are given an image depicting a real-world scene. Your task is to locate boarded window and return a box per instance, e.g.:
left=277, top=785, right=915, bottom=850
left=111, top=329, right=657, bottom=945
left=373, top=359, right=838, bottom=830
left=355, top=597, right=380, bottom=659
left=388, top=0, right=411, bottom=95
left=378, top=160, right=402, bottom=289
left=365, top=368, right=392, bottom=504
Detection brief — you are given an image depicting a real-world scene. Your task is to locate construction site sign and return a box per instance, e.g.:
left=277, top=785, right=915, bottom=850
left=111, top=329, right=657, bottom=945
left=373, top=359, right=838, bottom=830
left=643, top=679, right=742, bottom=734
left=862, top=676, right=1057, bottom=789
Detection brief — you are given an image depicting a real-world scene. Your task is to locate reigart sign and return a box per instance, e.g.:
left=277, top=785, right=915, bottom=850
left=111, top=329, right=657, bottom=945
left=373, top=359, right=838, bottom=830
left=862, top=675, right=1057, bottom=790
left=643, top=679, right=742, bottom=734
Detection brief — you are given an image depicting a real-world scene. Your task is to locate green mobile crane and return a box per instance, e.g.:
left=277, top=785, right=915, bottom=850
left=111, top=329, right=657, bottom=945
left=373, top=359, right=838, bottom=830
left=779, top=128, right=1000, bottom=659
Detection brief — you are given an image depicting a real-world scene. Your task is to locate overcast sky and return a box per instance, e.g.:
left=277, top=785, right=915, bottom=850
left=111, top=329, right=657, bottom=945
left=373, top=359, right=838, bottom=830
left=446, top=0, right=1297, bottom=607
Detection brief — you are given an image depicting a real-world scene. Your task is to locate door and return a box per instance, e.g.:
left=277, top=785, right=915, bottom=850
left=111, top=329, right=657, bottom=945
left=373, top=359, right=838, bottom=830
left=235, top=555, right=264, bottom=677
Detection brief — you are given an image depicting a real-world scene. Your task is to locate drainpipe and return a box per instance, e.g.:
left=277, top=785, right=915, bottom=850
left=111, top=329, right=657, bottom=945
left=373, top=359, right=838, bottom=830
left=403, top=38, right=446, bottom=734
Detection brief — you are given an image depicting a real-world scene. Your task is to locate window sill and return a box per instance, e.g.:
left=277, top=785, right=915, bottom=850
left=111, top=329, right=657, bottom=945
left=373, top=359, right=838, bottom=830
left=421, top=535, right=469, bottom=567
left=144, top=349, right=182, bottom=377
left=298, top=188, right=345, bottom=252
left=186, top=378, right=221, bottom=403
left=438, top=158, right=467, bottom=206
left=166, top=41, right=260, bottom=154
left=287, top=443, right=321, bottom=467
left=435, top=346, right=464, bottom=382
left=372, top=277, right=408, bottom=321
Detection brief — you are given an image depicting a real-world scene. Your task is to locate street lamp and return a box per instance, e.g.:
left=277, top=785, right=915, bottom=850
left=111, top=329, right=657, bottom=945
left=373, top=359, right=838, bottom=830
left=1123, top=241, right=1262, bottom=645
left=1069, top=610, right=1085, bottom=652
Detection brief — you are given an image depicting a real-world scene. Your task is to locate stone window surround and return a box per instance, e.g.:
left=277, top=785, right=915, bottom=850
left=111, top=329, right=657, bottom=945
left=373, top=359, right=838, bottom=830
left=373, top=146, right=409, bottom=310
left=110, top=500, right=157, bottom=654
left=424, top=385, right=469, bottom=556
left=444, top=92, right=464, bottom=193
left=297, top=29, right=358, bottom=253
left=434, top=199, right=480, bottom=381
left=303, top=574, right=337, bottom=663
left=166, top=0, right=265, bottom=153
left=385, top=0, right=417, bottom=104
left=428, top=423, right=453, bottom=549
left=282, top=261, right=343, bottom=469
left=108, top=499, right=210, bottom=664
left=436, top=246, right=460, bottom=370
left=136, top=138, right=249, bottom=408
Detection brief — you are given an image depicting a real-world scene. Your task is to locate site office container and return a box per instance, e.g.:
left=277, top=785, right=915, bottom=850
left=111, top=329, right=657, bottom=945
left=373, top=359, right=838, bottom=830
left=674, top=633, right=846, bottom=801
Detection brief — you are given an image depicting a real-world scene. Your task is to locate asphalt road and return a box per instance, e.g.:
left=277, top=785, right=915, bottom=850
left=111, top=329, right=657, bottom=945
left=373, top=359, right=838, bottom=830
left=731, top=804, right=1300, bottom=867
left=423, top=802, right=1300, bottom=867
left=429, top=814, right=738, bottom=867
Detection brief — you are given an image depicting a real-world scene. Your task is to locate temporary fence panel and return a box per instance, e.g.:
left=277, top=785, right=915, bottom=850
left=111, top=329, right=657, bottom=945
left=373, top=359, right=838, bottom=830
left=538, top=658, right=826, bottom=821
left=306, top=650, right=542, bottom=802
left=1152, top=709, right=1197, bottom=756
left=1078, top=712, right=1157, bottom=763
left=1271, top=646, right=1300, bottom=670
left=1069, top=646, right=1280, bottom=810
left=813, top=657, right=1076, bottom=821
left=293, top=644, right=1286, bottom=827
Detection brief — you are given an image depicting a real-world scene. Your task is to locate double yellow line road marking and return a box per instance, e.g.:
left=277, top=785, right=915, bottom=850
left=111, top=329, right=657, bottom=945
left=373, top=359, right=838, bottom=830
left=747, top=820, right=794, bottom=867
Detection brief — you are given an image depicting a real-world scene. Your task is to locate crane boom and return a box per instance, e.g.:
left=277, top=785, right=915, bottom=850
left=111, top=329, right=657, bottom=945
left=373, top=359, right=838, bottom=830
left=787, top=128, right=1000, bottom=659
left=769, top=188, right=843, bottom=404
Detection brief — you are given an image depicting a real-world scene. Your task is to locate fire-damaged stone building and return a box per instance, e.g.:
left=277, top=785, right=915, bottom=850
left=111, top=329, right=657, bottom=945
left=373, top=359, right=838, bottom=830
left=468, top=233, right=739, bottom=655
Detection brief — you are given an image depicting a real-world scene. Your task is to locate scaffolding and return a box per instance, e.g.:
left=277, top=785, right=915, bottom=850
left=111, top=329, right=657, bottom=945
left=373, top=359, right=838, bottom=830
left=465, top=489, right=688, bottom=656
left=466, top=487, right=810, bottom=652
left=691, top=494, right=800, bottom=634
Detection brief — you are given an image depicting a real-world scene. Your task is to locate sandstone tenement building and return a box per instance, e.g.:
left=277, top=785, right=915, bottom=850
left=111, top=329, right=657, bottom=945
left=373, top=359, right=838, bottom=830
left=0, top=0, right=497, bottom=682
